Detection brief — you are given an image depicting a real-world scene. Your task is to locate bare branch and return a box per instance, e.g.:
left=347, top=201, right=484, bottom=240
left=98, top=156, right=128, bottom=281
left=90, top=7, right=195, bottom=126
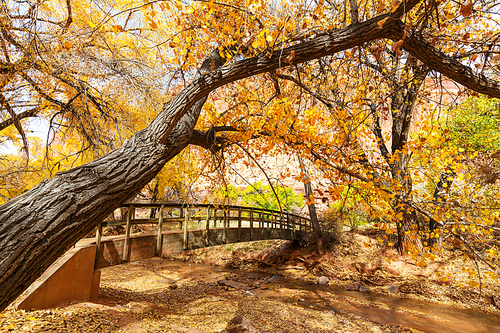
left=0, top=93, right=29, bottom=158
left=349, top=0, right=359, bottom=24
left=62, top=0, right=73, bottom=32
left=0, top=107, right=39, bottom=132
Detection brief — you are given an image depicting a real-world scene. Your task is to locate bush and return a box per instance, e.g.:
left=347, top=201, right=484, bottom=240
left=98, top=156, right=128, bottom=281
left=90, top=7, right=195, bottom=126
left=295, top=209, right=343, bottom=249
left=318, top=208, right=343, bottom=247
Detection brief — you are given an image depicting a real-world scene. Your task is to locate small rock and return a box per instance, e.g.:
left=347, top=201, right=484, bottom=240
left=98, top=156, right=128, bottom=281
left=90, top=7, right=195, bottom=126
left=228, top=315, right=252, bottom=327
left=385, top=265, right=401, bottom=276
left=226, top=315, right=257, bottom=333
left=358, top=285, right=368, bottom=292
left=298, top=298, right=305, bottom=302
left=345, top=282, right=361, bottom=291
left=387, top=284, right=399, bottom=293
left=318, top=276, right=329, bottom=285
left=169, top=283, right=178, bottom=290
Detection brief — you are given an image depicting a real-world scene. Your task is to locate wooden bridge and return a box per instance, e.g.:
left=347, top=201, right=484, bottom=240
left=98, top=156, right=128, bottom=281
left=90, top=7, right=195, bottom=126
left=95, top=203, right=311, bottom=268
left=16, top=203, right=311, bottom=310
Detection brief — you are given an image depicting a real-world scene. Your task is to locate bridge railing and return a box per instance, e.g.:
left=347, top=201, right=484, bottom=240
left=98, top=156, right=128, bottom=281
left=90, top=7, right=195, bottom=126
left=95, top=203, right=311, bottom=261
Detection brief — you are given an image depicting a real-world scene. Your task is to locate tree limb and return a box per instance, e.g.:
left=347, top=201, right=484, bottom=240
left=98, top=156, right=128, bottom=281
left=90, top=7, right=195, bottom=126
left=0, top=107, right=39, bottom=132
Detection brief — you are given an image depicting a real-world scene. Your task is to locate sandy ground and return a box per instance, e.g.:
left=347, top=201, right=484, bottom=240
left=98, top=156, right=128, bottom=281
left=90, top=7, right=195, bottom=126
left=1, top=258, right=413, bottom=333
left=167, top=232, right=500, bottom=315
left=2, top=230, right=500, bottom=332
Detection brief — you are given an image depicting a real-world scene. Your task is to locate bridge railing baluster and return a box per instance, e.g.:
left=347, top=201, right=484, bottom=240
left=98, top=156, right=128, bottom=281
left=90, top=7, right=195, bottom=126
left=280, top=211, right=283, bottom=236
left=237, top=207, right=242, bottom=242
left=156, top=205, right=164, bottom=256
left=95, top=221, right=103, bottom=266
left=205, top=206, right=210, bottom=246
left=250, top=208, right=254, bottom=241
left=223, top=209, right=227, bottom=243
left=123, top=204, right=133, bottom=262
left=183, top=207, right=189, bottom=250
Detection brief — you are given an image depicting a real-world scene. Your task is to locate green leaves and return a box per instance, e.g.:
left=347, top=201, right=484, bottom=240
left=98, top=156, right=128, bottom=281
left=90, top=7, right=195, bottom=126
left=241, top=181, right=303, bottom=211
left=446, top=96, right=500, bottom=153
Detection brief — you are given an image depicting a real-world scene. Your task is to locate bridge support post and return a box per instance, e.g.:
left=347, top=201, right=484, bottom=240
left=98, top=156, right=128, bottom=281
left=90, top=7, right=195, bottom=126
left=237, top=207, right=242, bottom=242
left=223, top=210, right=227, bottom=244
left=156, top=205, right=164, bottom=256
left=183, top=208, right=189, bottom=250
left=94, top=222, right=103, bottom=265
left=205, top=206, right=210, bottom=246
left=250, top=208, right=254, bottom=241
left=179, top=208, right=184, bottom=230
left=123, top=205, right=133, bottom=261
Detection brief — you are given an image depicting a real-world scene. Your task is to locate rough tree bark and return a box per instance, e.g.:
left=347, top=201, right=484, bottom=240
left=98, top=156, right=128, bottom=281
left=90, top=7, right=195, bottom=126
left=2, top=0, right=500, bottom=310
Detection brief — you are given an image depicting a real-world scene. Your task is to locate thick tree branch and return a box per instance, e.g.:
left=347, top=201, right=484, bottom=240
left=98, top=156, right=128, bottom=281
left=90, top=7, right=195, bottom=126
left=62, top=0, right=73, bottom=32
left=395, top=21, right=500, bottom=97
left=0, top=93, right=29, bottom=156
left=391, top=65, right=428, bottom=153
left=189, top=126, right=237, bottom=151
left=368, top=103, right=391, bottom=164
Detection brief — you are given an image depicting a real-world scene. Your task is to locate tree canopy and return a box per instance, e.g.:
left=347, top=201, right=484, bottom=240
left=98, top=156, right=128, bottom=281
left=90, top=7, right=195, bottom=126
left=2, top=0, right=500, bottom=311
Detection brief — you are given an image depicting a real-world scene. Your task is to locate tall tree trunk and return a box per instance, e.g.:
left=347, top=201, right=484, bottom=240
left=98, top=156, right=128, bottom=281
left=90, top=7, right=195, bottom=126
left=370, top=63, right=428, bottom=254
left=149, top=179, right=160, bottom=218
left=429, top=168, right=456, bottom=247
left=298, top=154, right=324, bottom=254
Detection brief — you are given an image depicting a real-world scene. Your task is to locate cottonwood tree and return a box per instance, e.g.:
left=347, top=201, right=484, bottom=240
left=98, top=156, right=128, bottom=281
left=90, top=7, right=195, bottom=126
left=1, top=0, right=500, bottom=310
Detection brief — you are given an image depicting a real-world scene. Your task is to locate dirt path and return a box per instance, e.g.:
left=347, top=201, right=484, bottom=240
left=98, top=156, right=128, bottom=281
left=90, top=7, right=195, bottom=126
left=1, top=258, right=412, bottom=333
left=4, top=257, right=499, bottom=333
left=3, top=232, right=500, bottom=332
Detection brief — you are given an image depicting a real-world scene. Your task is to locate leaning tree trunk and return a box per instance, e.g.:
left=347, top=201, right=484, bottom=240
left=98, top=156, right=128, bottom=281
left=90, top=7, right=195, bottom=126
left=1, top=4, right=500, bottom=310
left=0, top=48, right=225, bottom=311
